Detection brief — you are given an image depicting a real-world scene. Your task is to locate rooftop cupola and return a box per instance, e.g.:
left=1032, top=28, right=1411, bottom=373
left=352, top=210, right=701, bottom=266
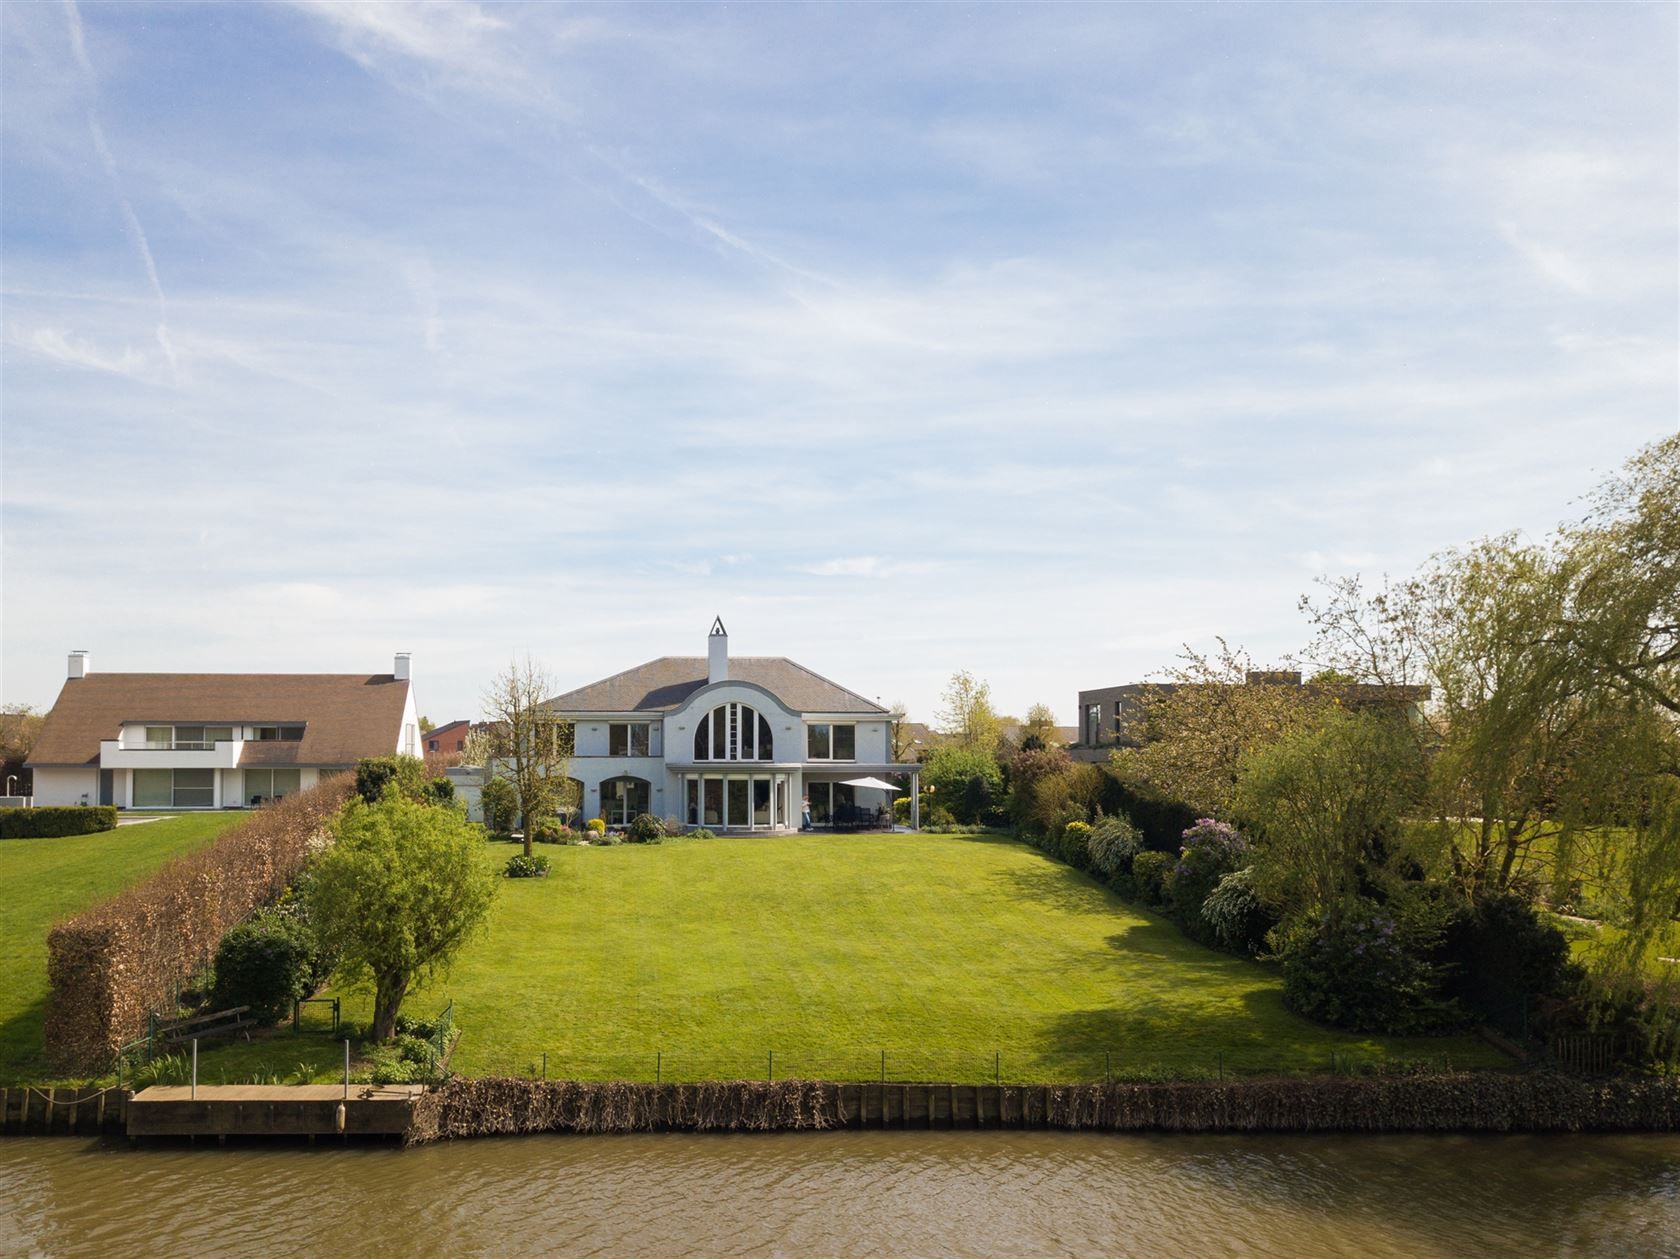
left=708, top=617, right=728, bottom=685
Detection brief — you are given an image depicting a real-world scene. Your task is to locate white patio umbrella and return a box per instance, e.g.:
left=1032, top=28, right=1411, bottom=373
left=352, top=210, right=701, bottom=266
left=840, top=776, right=901, bottom=792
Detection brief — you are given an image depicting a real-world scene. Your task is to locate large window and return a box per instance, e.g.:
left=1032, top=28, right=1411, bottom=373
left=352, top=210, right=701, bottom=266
left=600, top=776, right=651, bottom=825
left=141, top=725, right=231, bottom=750
left=244, top=768, right=301, bottom=806
left=806, top=723, right=856, bottom=761
left=134, top=767, right=217, bottom=808
left=253, top=725, right=306, bottom=742
left=609, top=723, right=650, bottom=757
left=685, top=772, right=786, bottom=828
left=805, top=781, right=855, bottom=825
left=692, top=704, right=773, bottom=761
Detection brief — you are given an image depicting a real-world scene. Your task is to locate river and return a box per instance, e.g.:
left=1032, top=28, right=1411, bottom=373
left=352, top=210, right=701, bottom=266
left=3, top=1131, right=1678, bottom=1257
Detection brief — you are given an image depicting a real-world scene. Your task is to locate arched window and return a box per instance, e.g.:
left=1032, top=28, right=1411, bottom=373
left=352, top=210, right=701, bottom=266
left=693, top=703, right=774, bottom=761
left=599, top=776, right=650, bottom=826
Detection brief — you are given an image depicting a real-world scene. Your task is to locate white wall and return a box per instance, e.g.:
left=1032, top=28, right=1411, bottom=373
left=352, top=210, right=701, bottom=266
left=32, top=768, right=98, bottom=807
left=662, top=683, right=801, bottom=767
left=398, top=684, right=421, bottom=757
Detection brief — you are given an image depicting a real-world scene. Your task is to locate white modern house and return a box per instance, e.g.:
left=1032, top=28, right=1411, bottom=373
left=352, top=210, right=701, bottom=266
left=27, top=651, right=421, bottom=809
left=540, top=621, right=921, bottom=832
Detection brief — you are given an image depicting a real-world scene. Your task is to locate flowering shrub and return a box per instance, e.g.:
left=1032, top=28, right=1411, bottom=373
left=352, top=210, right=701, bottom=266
left=1278, top=899, right=1456, bottom=1034
left=585, top=818, right=607, bottom=835
left=1199, top=867, right=1276, bottom=956
left=1086, top=815, right=1143, bottom=881
left=1170, top=819, right=1250, bottom=937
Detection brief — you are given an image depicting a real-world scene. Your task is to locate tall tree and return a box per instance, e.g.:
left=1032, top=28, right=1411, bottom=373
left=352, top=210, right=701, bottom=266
left=1021, top=702, right=1061, bottom=748
left=937, top=670, right=1001, bottom=751
left=307, top=791, right=497, bottom=1041
left=1110, top=641, right=1329, bottom=816
left=481, top=657, right=572, bottom=858
left=1233, top=710, right=1425, bottom=926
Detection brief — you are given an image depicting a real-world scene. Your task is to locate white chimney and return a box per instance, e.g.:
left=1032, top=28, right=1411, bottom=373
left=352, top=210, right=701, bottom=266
left=394, top=652, right=412, bottom=682
left=707, top=618, right=728, bottom=685
left=68, top=650, right=91, bottom=680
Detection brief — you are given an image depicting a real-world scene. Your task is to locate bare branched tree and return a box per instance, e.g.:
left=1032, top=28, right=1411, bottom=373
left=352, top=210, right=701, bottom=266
left=481, top=657, right=572, bottom=858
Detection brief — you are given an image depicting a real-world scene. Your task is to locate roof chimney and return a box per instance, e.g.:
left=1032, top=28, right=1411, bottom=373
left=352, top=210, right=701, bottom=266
left=394, top=652, right=412, bottom=682
left=708, top=618, right=728, bottom=685
left=68, top=650, right=91, bottom=680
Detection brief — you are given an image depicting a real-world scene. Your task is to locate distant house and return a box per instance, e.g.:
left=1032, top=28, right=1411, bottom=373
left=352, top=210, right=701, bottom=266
left=27, top=651, right=421, bottom=809
left=1069, top=671, right=1431, bottom=762
left=423, top=719, right=471, bottom=756
left=540, top=620, right=922, bottom=831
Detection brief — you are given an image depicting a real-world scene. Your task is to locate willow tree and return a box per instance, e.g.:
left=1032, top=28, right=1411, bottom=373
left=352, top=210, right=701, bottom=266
left=307, top=791, right=497, bottom=1041
left=481, top=656, right=572, bottom=858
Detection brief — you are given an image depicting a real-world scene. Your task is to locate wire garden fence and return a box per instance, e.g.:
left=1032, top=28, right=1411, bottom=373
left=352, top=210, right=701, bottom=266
left=460, top=1045, right=1486, bottom=1087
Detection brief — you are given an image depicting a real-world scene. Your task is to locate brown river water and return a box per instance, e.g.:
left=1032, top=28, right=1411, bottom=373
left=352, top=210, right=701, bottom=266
left=3, top=1131, right=1678, bottom=1258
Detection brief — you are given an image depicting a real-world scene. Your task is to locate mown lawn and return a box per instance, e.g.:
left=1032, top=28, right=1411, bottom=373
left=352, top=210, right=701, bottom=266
left=0, top=812, right=246, bottom=1083
left=206, top=832, right=1506, bottom=1084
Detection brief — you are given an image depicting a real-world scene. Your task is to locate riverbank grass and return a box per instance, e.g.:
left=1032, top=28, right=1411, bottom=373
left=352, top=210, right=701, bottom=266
left=0, top=811, right=247, bottom=1083
left=209, top=831, right=1505, bottom=1083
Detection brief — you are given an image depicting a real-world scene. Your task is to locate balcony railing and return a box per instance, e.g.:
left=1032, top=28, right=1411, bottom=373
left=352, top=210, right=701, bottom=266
left=135, top=741, right=221, bottom=751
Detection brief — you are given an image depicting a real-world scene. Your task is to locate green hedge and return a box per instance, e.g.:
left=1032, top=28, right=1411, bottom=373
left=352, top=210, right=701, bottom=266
left=0, top=805, right=118, bottom=839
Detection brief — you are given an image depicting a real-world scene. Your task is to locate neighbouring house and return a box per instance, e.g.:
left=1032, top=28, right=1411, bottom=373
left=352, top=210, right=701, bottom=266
left=423, top=719, right=471, bottom=756
left=537, top=620, right=922, bottom=832
left=1068, top=670, right=1431, bottom=762
left=26, top=650, right=422, bottom=809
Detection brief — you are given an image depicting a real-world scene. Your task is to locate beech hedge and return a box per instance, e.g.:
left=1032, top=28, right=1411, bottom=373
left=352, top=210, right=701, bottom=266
left=0, top=805, right=117, bottom=839
left=44, top=779, right=352, bottom=1074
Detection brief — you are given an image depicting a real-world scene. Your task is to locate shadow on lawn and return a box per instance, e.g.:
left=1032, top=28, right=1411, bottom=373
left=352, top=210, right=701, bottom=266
left=0, top=995, right=52, bottom=1086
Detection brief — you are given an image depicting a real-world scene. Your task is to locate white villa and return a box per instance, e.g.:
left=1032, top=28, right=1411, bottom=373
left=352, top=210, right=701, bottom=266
left=26, top=651, right=421, bottom=809
left=540, top=621, right=921, bottom=832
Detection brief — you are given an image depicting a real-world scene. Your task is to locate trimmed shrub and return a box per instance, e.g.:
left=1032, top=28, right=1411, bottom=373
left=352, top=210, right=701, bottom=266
left=686, top=827, right=718, bottom=840
left=1170, top=819, right=1251, bottom=938
left=1131, top=850, right=1171, bottom=906
left=1087, top=815, right=1143, bottom=881
left=585, top=818, right=607, bottom=835
left=45, top=778, right=353, bottom=1073
left=1060, top=820, right=1094, bottom=870
left=210, top=908, right=321, bottom=1024
left=1200, top=867, right=1276, bottom=956
left=505, top=852, right=551, bottom=878
left=1096, top=771, right=1200, bottom=854
left=0, top=805, right=117, bottom=839
left=627, top=813, right=664, bottom=844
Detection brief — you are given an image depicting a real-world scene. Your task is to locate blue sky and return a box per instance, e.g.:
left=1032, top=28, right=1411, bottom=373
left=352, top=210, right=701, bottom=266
left=2, top=1, right=1675, bottom=727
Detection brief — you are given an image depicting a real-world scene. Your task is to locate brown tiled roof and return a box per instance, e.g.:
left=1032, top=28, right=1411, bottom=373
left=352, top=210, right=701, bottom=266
left=28, top=673, right=410, bottom=767
left=545, top=657, right=887, bottom=716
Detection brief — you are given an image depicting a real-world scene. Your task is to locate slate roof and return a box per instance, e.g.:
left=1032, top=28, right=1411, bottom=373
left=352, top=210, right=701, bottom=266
left=544, top=657, right=887, bottom=716
left=28, top=673, right=411, bottom=767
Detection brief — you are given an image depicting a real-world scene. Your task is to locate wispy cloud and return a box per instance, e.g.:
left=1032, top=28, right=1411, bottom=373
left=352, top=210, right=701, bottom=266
left=60, top=0, right=178, bottom=380
left=2, top=2, right=1673, bottom=723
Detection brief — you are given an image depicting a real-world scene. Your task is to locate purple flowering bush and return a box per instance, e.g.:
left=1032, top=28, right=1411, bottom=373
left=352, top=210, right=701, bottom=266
left=1279, top=898, right=1457, bottom=1035
left=1169, top=819, right=1250, bottom=939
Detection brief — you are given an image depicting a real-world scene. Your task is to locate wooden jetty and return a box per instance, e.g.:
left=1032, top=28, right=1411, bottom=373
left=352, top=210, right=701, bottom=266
left=126, top=1083, right=425, bottom=1139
